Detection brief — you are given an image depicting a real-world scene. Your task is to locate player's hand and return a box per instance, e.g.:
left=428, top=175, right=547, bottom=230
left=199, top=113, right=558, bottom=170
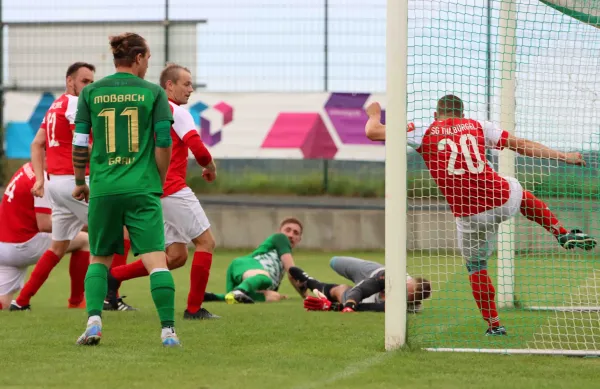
left=72, top=184, right=90, bottom=203
left=564, top=152, right=586, bottom=166
left=365, top=102, right=382, bottom=119
left=303, top=296, right=332, bottom=311
left=31, top=180, right=44, bottom=198
left=202, top=167, right=217, bottom=183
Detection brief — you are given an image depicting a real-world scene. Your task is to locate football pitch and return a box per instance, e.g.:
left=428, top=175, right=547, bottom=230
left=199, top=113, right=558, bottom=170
left=1, top=250, right=599, bottom=389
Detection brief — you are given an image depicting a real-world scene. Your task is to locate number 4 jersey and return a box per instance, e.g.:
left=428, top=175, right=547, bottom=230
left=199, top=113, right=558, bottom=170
left=408, top=118, right=510, bottom=217
left=74, top=73, right=174, bottom=198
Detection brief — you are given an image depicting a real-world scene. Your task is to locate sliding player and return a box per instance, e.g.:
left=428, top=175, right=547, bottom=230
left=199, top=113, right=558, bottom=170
left=10, top=62, right=107, bottom=311
left=1, top=163, right=89, bottom=310
left=72, top=32, right=178, bottom=347
left=290, top=256, right=431, bottom=313
left=205, top=218, right=309, bottom=303
left=105, top=63, right=219, bottom=320
left=365, top=95, right=596, bottom=336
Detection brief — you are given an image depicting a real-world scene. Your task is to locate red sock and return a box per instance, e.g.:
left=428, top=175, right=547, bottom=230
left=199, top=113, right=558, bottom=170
left=469, top=270, right=500, bottom=327
left=520, top=190, right=568, bottom=237
left=111, top=239, right=131, bottom=269
left=187, top=252, right=213, bottom=314
left=110, top=259, right=149, bottom=282
left=16, top=250, right=61, bottom=306
left=68, top=250, right=89, bottom=305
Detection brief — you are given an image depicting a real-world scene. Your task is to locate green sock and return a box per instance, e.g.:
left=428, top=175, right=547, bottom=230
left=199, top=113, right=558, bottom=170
left=236, top=274, right=273, bottom=294
left=85, top=263, right=108, bottom=317
left=150, top=270, right=175, bottom=328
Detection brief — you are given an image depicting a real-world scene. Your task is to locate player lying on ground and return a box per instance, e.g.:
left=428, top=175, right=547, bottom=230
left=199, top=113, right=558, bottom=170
left=11, top=62, right=136, bottom=312
left=72, top=32, right=179, bottom=347
left=288, top=256, right=431, bottom=313
left=365, top=95, right=597, bottom=336
left=0, top=163, right=89, bottom=309
left=204, top=218, right=309, bottom=304
left=104, top=63, right=220, bottom=320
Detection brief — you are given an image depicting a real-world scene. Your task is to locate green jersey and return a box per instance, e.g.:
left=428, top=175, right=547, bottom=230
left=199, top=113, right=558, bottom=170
left=74, top=72, right=173, bottom=198
left=250, top=233, right=292, bottom=290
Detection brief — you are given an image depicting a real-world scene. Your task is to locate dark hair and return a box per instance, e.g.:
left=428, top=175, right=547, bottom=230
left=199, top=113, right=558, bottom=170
left=159, top=63, right=191, bottom=89
left=109, top=33, right=148, bottom=67
left=436, top=94, right=464, bottom=117
left=413, top=277, right=432, bottom=302
left=280, top=217, right=303, bottom=233
left=66, top=62, right=95, bottom=78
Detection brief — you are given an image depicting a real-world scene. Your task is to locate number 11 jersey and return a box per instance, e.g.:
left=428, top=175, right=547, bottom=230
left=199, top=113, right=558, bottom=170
left=75, top=72, right=174, bottom=198
left=408, top=118, right=510, bottom=217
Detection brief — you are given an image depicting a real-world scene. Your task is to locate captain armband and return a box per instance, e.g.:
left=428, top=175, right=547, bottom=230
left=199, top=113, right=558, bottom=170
left=73, top=133, right=90, bottom=147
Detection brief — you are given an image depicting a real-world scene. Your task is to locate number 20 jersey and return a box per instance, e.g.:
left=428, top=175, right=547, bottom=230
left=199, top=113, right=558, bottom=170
left=408, top=118, right=510, bottom=217
left=75, top=73, right=173, bottom=198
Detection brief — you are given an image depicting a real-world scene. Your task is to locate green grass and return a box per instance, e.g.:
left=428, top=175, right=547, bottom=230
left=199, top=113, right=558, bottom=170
left=1, top=250, right=600, bottom=389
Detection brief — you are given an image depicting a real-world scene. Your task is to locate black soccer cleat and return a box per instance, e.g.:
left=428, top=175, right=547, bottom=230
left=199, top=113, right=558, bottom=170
left=558, top=229, right=597, bottom=251
left=105, top=272, right=122, bottom=308
left=103, top=296, right=138, bottom=311
left=485, top=326, right=507, bottom=336
left=9, top=300, right=31, bottom=311
left=184, top=308, right=221, bottom=320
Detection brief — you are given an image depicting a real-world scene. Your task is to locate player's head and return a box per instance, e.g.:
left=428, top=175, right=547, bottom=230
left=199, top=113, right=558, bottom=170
left=160, top=63, right=193, bottom=105
left=279, top=217, right=303, bottom=248
left=65, top=62, right=95, bottom=97
left=434, top=94, right=464, bottom=120
left=109, top=33, right=150, bottom=79
left=406, top=277, right=432, bottom=302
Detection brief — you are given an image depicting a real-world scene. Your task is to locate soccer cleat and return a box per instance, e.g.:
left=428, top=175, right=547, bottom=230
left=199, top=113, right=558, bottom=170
left=76, top=319, right=102, bottom=346
left=9, top=300, right=31, bottom=311
left=184, top=308, right=221, bottom=320
left=68, top=300, right=86, bottom=309
left=103, top=296, right=138, bottom=311
left=161, top=327, right=181, bottom=347
left=288, top=266, right=311, bottom=284
left=485, top=326, right=507, bottom=336
left=557, top=229, right=597, bottom=251
left=225, top=290, right=254, bottom=304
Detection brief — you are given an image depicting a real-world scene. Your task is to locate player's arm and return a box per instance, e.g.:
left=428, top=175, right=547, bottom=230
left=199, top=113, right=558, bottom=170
left=34, top=192, right=52, bottom=233
left=271, top=233, right=309, bottom=298
left=153, top=89, right=174, bottom=186
left=174, top=109, right=216, bottom=179
left=505, top=134, right=586, bottom=166
left=72, top=90, right=91, bottom=202
left=342, top=270, right=385, bottom=312
left=30, top=128, right=47, bottom=196
left=365, top=102, right=386, bottom=141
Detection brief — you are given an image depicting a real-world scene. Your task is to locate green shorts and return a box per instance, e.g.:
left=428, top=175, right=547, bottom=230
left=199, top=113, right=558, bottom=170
left=225, top=256, right=267, bottom=302
left=88, top=193, right=165, bottom=257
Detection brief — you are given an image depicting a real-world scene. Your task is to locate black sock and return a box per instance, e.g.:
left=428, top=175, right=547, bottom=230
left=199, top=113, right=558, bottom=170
left=322, top=283, right=338, bottom=301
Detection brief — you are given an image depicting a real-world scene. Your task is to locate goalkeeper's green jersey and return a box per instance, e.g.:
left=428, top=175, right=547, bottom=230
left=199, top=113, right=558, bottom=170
left=250, top=233, right=292, bottom=290
left=74, top=72, right=173, bottom=198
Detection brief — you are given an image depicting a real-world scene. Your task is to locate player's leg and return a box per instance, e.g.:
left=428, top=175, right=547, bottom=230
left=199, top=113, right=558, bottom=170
left=76, top=196, right=124, bottom=346
left=456, top=213, right=505, bottom=336
left=125, top=193, right=179, bottom=347
left=288, top=266, right=340, bottom=301
left=329, top=256, right=384, bottom=284
left=224, top=257, right=272, bottom=304
left=66, top=231, right=90, bottom=308
left=0, top=266, right=27, bottom=310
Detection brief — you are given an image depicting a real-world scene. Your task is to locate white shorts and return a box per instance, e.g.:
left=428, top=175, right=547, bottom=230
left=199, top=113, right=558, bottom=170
left=47, top=175, right=89, bottom=241
left=455, top=176, right=523, bottom=265
left=161, top=187, right=211, bottom=247
left=0, top=233, right=52, bottom=295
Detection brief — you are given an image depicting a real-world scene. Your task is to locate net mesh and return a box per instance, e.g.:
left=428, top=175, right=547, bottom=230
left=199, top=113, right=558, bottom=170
left=407, top=0, right=600, bottom=353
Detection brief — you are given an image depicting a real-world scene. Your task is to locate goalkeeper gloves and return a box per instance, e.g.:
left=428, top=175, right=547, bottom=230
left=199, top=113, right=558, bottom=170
left=304, top=296, right=332, bottom=311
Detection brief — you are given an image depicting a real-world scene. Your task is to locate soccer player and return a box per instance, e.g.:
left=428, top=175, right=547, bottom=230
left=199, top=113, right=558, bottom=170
left=289, top=256, right=431, bottom=313
left=1, top=163, right=89, bottom=309
left=365, top=95, right=597, bottom=336
left=104, top=63, right=219, bottom=320
left=10, top=62, right=106, bottom=311
left=205, top=218, right=309, bottom=304
left=72, top=32, right=179, bottom=347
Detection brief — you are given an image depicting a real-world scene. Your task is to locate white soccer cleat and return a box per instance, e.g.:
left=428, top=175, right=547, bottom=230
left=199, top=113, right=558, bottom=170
left=76, top=317, right=102, bottom=346
left=161, top=327, right=181, bottom=347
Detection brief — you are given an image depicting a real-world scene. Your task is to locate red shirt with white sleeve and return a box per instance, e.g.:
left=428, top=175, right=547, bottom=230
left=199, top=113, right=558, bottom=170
left=408, top=118, right=511, bottom=217
left=162, top=100, right=213, bottom=197
left=0, top=163, right=51, bottom=243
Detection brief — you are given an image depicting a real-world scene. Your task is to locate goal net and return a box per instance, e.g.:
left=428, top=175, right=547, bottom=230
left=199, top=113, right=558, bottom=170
left=390, top=0, right=600, bottom=355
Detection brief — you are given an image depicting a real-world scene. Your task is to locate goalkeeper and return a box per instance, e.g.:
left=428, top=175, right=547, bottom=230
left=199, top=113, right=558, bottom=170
left=206, top=217, right=309, bottom=304
left=290, top=256, right=431, bottom=313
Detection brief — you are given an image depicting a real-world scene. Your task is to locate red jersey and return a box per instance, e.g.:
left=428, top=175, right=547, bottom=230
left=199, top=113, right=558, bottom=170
left=41, top=93, right=80, bottom=175
left=0, top=163, right=51, bottom=243
left=163, top=101, right=202, bottom=197
left=408, top=118, right=510, bottom=217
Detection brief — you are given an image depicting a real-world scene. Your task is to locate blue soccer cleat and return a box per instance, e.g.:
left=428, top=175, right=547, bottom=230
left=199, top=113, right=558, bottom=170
left=76, top=319, right=102, bottom=346
left=161, top=327, right=181, bottom=347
